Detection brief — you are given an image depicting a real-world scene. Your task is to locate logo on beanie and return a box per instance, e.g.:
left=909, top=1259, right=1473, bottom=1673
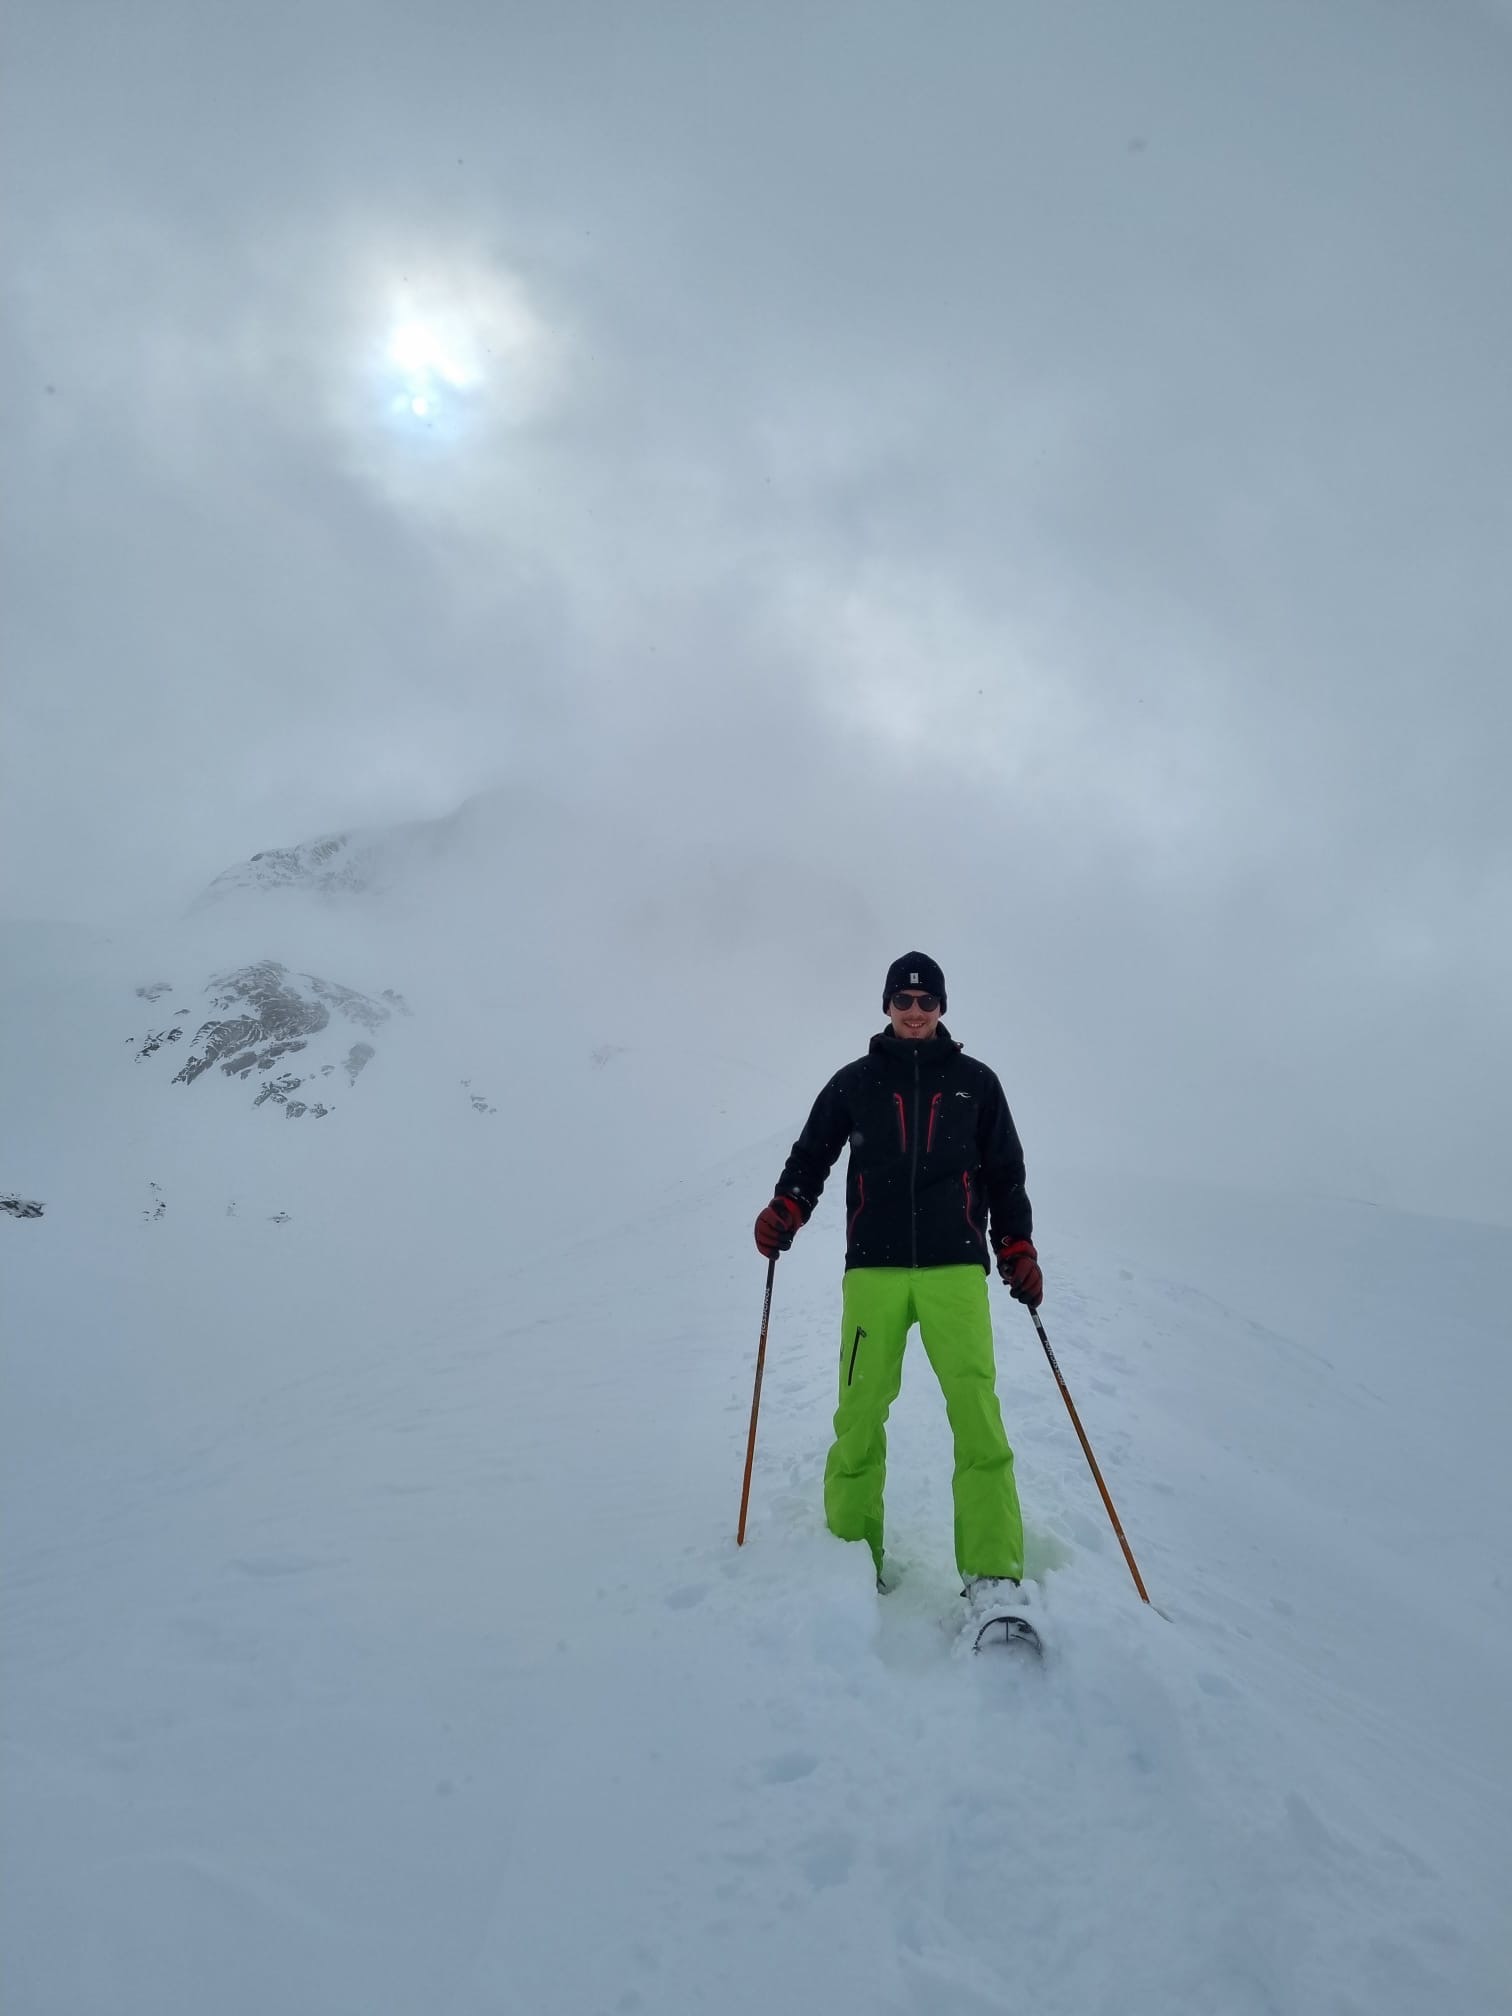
left=884, top=952, right=946, bottom=1012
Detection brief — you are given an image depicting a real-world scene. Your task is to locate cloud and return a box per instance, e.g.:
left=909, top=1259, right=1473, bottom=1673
left=2, top=0, right=1509, bottom=1222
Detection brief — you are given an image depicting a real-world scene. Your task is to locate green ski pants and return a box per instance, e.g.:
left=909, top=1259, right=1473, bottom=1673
left=823, top=1265, right=1023, bottom=1581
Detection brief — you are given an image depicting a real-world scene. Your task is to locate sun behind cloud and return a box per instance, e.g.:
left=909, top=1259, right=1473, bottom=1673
left=367, top=252, right=570, bottom=444
left=388, top=321, right=471, bottom=418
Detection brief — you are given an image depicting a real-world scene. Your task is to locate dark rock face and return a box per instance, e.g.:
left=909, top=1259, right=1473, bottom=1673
left=251, top=836, right=347, bottom=876
left=150, top=962, right=396, bottom=1119
left=136, top=1027, right=185, bottom=1061
left=253, top=1072, right=332, bottom=1119
left=2, top=1195, right=45, bottom=1219
left=173, top=963, right=386, bottom=1086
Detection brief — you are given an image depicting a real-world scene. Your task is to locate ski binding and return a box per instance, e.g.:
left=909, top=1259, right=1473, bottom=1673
left=972, top=1612, right=1043, bottom=1657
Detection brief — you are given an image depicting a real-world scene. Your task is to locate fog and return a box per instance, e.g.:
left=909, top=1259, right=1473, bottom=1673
left=4, top=0, right=1510, bottom=1223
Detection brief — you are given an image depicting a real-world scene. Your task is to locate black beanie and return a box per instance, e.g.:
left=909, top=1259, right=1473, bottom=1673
left=884, top=952, right=946, bottom=1012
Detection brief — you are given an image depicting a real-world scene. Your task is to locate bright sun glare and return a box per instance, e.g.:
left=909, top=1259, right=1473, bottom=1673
left=372, top=262, right=560, bottom=445
left=387, top=319, right=475, bottom=429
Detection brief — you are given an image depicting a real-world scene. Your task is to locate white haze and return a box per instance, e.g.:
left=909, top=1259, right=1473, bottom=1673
left=3, top=1, right=1511, bottom=1223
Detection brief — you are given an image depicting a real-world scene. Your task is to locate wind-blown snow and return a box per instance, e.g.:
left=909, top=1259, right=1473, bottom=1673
left=2, top=867, right=1508, bottom=2014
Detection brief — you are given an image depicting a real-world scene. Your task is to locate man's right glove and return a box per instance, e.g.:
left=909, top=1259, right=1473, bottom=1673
left=996, top=1237, right=1043, bottom=1307
left=754, top=1195, right=804, bottom=1259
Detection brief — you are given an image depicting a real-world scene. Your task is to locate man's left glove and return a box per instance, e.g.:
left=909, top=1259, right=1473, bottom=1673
left=754, top=1195, right=805, bottom=1259
left=996, top=1237, right=1043, bottom=1307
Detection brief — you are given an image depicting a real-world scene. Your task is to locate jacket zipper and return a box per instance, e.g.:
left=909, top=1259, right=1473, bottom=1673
left=847, top=1325, right=866, bottom=1385
left=847, top=1171, right=867, bottom=1246
left=962, top=1172, right=986, bottom=1254
left=909, top=1052, right=920, bottom=1268
left=926, top=1091, right=942, bottom=1154
left=892, top=1091, right=907, bottom=1151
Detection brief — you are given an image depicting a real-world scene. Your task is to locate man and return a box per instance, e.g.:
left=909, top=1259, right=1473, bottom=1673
left=754, top=953, right=1043, bottom=1605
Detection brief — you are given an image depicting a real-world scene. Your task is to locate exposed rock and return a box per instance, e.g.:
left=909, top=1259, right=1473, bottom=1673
left=308, top=974, right=389, bottom=1033
left=201, top=808, right=464, bottom=907
left=207, top=833, right=367, bottom=899
left=200, top=825, right=443, bottom=904
left=253, top=1071, right=302, bottom=1108
left=170, top=963, right=391, bottom=1096
left=252, top=1071, right=330, bottom=1118
left=128, top=960, right=480, bottom=1132
left=175, top=1017, right=267, bottom=1085
left=136, top=982, right=173, bottom=1002
left=461, top=1078, right=498, bottom=1116
left=220, top=1039, right=310, bottom=1080
left=136, top=1026, right=184, bottom=1061
left=2, top=1195, right=45, bottom=1220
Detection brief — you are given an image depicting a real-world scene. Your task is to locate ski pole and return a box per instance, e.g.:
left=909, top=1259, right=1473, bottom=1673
left=736, top=1256, right=778, bottom=1546
left=1026, top=1304, right=1151, bottom=1605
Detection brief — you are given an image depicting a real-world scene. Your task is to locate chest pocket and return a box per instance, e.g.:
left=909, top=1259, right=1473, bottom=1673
left=930, top=1088, right=976, bottom=1156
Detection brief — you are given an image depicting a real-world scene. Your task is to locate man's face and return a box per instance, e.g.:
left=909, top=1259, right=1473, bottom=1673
left=887, top=990, right=943, bottom=1041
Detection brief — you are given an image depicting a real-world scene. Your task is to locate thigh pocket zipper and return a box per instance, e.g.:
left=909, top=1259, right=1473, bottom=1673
left=847, top=1325, right=867, bottom=1385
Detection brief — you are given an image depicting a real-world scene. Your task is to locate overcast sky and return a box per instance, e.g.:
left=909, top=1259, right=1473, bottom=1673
left=3, top=0, right=1510, bottom=1224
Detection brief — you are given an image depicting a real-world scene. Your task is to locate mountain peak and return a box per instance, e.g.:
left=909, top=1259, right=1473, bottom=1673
left=204, top=832, right=376, bottom=902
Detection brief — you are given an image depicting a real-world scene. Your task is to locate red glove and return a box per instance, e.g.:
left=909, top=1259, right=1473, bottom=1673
left=996, top=1237, right=1043, bottom=1307
left=755, top=1195, right=804, bottom=1258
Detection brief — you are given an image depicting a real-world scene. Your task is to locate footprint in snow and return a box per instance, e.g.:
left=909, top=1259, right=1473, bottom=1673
left=758, top=1750, right=819, bottom=1784
left=664, top=1583, right=710, bottom=1611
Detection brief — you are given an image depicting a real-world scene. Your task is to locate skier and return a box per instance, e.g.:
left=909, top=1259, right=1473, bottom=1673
left=754, top=954, right=1043, bottom=1616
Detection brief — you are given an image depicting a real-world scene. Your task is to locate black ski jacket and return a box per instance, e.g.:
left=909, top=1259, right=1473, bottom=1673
left=774, top=1026, right=1032, bottom=1272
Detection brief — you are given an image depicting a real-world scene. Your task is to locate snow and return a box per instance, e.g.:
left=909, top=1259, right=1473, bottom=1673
left=2, top=886, right=1509, bottom=2015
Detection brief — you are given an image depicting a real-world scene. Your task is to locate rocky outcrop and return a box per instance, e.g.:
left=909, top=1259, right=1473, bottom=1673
left=200, top=820, right=456, bottom=905
left=136, top=1027, right=185, bottom=1061
left=136, top=962, right=398, bottom=1120
left=462, top=1080, right=497, bottom=1116
left=204, top=834, right=371, bottom=900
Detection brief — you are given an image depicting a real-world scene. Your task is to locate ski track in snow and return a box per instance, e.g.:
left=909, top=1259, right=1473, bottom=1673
left=3, top=1109, right=1508, bottom=2010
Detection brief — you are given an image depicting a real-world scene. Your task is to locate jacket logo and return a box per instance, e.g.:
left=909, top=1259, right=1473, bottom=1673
left=955, top=1091, right=970, bottom=1099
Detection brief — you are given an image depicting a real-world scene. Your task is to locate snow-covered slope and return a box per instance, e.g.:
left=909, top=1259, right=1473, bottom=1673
left=4, top=1132, right=1508, bottom=2014
left=2, top=824, right=1508, bottom=2014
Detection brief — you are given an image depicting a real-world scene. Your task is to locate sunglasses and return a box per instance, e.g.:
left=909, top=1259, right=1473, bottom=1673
left=890, top=991, right=941, bottom=1013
